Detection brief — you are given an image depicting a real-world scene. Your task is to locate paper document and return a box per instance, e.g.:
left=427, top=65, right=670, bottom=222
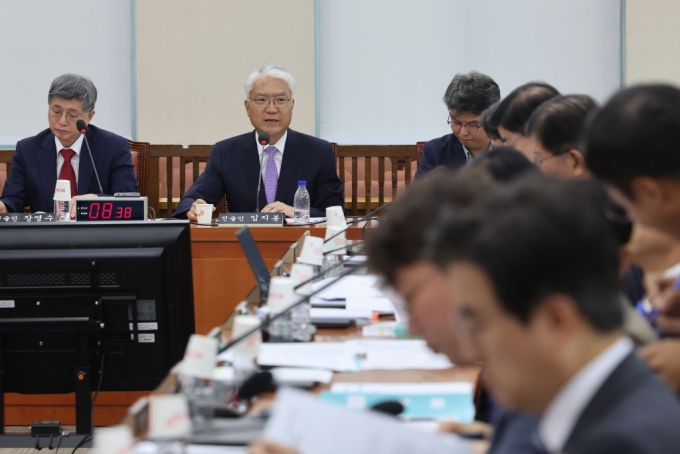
left=310, top=308, right=373, bottom=320
left=310, top=297, right=346, bottom=307
left=271, top=367, right=334, bottom=385
left=264, top=388, right=473, bottom=454
left=347, top=339, right=454, bottom=370
left=345, top=297, right=395, bottom=314
left=285, top=217, right=326, bottom=225
left=257, top=342, right=360, bottom=372
left=312, top=276, right=384, bottom=300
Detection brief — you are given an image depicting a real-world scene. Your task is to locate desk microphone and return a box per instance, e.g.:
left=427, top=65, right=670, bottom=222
left=323, top=201, right=393, bottom=245
left=217, top=262, right=361, bottom=354
left=255, top=131, right=270, bottom=213
left=76, top=119, right=104, bottom=195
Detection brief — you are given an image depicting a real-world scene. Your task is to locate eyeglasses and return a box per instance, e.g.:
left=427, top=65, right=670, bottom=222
left=248, top=96, right=292, bottom=109
left=533, top=149, right=569, bottom=166
left=447, top=115, right=482, bottom=133
left=49, top=107, right=81, bottom=123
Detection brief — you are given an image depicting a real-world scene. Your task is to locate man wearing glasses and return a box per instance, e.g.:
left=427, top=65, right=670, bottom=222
left=0, top=73, right=137, bottom=213
left=175, top=64, right=343, bottom=220
left=415, top=71, right=500, bottom=179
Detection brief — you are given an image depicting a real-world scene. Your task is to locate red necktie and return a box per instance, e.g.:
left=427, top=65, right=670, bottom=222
left=59, top=148, right=77, bottom=197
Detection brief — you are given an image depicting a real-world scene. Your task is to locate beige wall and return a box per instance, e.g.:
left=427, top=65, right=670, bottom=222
left=135, top=0, right=315, bottom=144
left=626, top=0, right=680, bottom=85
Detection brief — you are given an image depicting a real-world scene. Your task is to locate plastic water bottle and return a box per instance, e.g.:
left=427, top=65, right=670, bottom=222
left=291, top=303, right=316, bottom=342
left=267, top=313, right=293, bottom=342
left=294, top=181, right=310, bottom=225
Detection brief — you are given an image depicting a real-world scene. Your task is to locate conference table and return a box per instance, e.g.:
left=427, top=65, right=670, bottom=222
left=3, top=223, right=368, bottom=428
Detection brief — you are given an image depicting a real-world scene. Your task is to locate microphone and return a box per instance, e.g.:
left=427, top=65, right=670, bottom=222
left=323, top=201, right=393, bottom=245
left=255, top=131, right=271, bottom=213
left=217, top=262, right=361, bottom=354
left=76, top=119, right=104, bottom=195
left=370, top=400, right=404, bottom=416
left=216, top=371, right=275, bottom=417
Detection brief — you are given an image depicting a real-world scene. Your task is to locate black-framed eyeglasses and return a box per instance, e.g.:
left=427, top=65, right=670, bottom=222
left=447, top=115, right=482, bottom=133
left=49, top=107, right=81, bottom=123
left=533, top=148, right=569, bottom=166
left=248, top=97, right=292, bottom=109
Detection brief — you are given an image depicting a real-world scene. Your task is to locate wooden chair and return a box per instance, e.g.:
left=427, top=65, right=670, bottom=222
left=128, top=140, right=150, bottom=196
left=148, top=145, right=226, bottom=218
left=0, top=150, right=13, bottom=195
left=416, top=141, right=426, bottom=167
left=335, top=145, right=418, bottom=216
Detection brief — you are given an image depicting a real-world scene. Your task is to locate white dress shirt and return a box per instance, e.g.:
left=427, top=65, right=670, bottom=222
left=462, top=142, right=493, bottom=162
left=538, top=336, right=634, bottom=453
left=55, top=134, right=84, bottom=182
left=255, top=130, right=287, bottom=178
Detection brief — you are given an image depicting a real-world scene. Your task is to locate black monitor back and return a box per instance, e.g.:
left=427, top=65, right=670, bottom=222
left=0, top=221, right=195, bottom=393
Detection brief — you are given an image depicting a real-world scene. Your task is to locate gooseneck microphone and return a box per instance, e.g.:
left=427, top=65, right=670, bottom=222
left=255, top=131, right=271, bottom=213
left=323, top=200, right=393, bottom=245
left=76, top=119, right=104, bottom=195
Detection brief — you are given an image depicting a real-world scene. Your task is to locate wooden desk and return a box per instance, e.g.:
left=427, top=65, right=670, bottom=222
left=189, top=223, right=367, bottom=335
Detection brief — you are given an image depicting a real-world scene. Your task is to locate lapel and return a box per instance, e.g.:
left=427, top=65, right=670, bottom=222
left=450, top=135, right=468, bottom=166
left=238, top=130, right=267, bottom=209
left=38, top=132, right=58, bottom=202
left=77, top=127, right=96, bottom=194
left=276, top=129, right=303, bottom=201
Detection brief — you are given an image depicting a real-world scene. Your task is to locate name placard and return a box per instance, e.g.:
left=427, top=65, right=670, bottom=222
left=217, top=212, right=284, bottom=227
left=0, top=213, right=57, bottom=224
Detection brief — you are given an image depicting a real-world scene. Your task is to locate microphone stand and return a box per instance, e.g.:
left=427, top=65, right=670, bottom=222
left=77, top=122, right=104, bottom=194
left=255, top=148, right=267, bottom=213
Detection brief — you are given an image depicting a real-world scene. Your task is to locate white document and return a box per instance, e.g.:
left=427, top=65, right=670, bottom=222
left=271, top=367, right=334, bottom=385
left=310, top=308, right=373, bottom=320
left=257, top=342, right=360, bottom=372
left=347, top=339, right=454, bottom=370
left=310, top=296, right=346, bottom=307
left=264, top=388, right=473, bottom=454
left=330, top=382, right=474, bottom=394
left=312, top=275, right=384, bottom=300
left=345, top=297, right=395, bottom=314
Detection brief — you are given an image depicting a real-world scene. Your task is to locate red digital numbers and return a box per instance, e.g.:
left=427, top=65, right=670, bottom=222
left=87, top=202, right=134, bottom=219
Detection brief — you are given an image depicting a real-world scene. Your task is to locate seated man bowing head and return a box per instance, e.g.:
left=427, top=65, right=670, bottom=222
left=426, top=175, right=680, bottom=454
left=175, top=64, right=344, bottom=220
left=0, top=73, right=137, bottom=213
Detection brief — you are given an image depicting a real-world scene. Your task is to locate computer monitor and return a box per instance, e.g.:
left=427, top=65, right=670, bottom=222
left=0, top=220, right=195, bottom=395
left=236, top=226, right=271, bottom=299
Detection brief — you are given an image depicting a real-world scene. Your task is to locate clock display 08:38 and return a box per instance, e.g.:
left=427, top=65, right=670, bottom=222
left=76, top=200, right=145, bottom=221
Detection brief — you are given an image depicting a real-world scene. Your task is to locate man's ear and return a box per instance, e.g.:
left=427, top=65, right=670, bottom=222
left=244, top=100, right=250, bottom=116
left=85, top=110, right=95, bottom=124
left=631, top=177, right=665, bottom=206
left=568, top=149, right=588, bottom=177
left=530, top=295, right=582, bottom=342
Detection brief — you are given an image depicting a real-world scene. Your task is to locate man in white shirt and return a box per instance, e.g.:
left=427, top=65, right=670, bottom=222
left=427, top=175, right=680, bottom=453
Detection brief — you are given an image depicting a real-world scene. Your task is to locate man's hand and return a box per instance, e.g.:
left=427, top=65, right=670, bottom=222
left=0, top=201, right=6, bottom=214
left=188, top=199, right=215, bottom=222
left=69, top=194, right=97, bottom=219
left=639, top=339, right=680, bottom=392
left=249, top=440, right=299, bottom=454
left=650, top=276, right=680, bottom=335
left=437, top=420, right=493, bottom=439
left=262, top=201, right=294, bottom=218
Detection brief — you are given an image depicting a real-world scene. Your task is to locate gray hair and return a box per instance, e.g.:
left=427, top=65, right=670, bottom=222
left=244, top=64, right=296, bottom=98
left=48, top=74, right=98, bottom=113
left=444, top=71, right=500, bottom=116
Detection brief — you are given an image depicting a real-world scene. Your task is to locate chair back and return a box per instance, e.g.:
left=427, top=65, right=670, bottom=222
left=0, top=150, right=13, bottom=196
left=128, top=140, right=150, bottom=196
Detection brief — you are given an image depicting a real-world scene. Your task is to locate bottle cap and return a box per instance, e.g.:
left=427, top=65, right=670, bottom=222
left=298, top=181, right=307, bottom=187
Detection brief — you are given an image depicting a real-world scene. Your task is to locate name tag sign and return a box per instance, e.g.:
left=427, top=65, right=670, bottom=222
left=0, top=213, right=57, bottom=223
left=218, top=212, right=284, bottom=227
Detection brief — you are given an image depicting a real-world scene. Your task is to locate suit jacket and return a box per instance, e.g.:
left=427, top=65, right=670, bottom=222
left=174, top=129, right=344, bottom=218
left=414, top=133, right=467, bottom=179
left=0, top=125, right=137, bottom=212
left=487, top=409, right=539, bottom=454
left=562, top=352, right=680, bottom=454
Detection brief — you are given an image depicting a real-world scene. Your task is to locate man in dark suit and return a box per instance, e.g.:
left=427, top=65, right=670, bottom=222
left=415, top=71, right=500, bottom=179
left=0, top=74, right=136, bottom=213
left=175, top=64, right=343, bottom=220
left=427, top=175, right=680, bottom=454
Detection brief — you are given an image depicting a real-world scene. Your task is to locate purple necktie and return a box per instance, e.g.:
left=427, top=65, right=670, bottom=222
left=264, top=146, right=279, bottom=204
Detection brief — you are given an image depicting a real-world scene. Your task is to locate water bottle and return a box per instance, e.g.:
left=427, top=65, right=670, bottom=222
left=267, top=313, right=293, bottom=342
left=294, top=181, right=310, bottom=225
left=291, top=303, right=316, bottom=342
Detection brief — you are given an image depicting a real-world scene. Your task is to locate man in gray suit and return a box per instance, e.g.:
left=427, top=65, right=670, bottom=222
left=427, top=175, right=680, bottom=454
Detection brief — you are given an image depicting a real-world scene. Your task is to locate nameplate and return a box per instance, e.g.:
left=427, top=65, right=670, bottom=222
left=0, top=213, right=57, bottom=223
left=217, top=212, right=284, bottom=227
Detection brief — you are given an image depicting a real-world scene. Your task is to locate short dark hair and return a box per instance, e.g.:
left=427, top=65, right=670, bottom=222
left=444, top=71, right=501, bottom=116
left=468, top=147, right=539, bottom=183
left=426, top=174, right=623, bottom=332
left=365, top=171, right=493, bottom=286
left=491, top=82, right=560, bottom=135
left=586, top=84, right=680, bottom=197
left=526, top=95, right=599, bottom=156
left=481, top=102, right=501, bottom=140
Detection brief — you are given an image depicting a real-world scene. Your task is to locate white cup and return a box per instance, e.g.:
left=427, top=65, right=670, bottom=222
left=231, top=315, right=262, bottom=358
left=298, top=236, right=324, bottom=266
left=93, top=425, right=133, bottom=454
left=196, top=203, right=214, bottom=225
left=325, top=206, right=347, bottom=229
left=148, top=394, right=191, bottom=440
left=290, top=263, right=314, bottom=296
left=267, top=276, right=298, bottom=314
left=53, top=179, right=71, bottom=201
left=323, top=226, right=347, bottom=255
left=180, top=334, right=218, bottom=379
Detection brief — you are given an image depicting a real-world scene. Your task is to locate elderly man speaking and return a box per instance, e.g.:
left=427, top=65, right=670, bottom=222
left=175, top=64, right=344, bottom=220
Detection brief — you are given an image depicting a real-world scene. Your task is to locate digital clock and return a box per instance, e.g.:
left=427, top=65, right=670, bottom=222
left=75, top=197, right=148, bottom=221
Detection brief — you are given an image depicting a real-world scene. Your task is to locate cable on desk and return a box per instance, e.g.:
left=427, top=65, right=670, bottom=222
left=71, top=349, right=107, bottom=453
